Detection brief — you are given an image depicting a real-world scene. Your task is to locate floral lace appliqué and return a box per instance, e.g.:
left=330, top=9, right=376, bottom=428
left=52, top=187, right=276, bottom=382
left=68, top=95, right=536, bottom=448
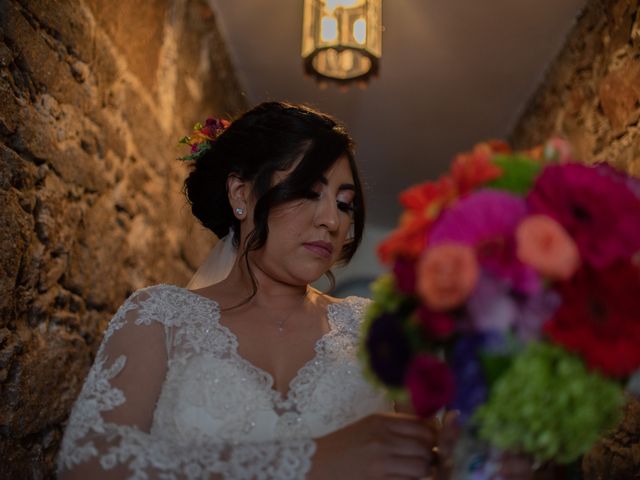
left=58, top=285, right=386, bottom=479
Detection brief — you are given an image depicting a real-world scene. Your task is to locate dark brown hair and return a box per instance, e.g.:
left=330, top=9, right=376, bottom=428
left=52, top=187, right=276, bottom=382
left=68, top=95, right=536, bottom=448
left=183, top=101, right=365, bottom=296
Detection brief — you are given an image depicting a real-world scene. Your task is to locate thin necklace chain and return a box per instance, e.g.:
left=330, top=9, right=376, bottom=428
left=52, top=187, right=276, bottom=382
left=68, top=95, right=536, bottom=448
left=271, top=287, right=310, bottom=333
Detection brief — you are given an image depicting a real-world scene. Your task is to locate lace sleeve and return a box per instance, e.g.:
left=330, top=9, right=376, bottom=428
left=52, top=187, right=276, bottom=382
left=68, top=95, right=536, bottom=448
left=57, top=289, right=316, bottom=480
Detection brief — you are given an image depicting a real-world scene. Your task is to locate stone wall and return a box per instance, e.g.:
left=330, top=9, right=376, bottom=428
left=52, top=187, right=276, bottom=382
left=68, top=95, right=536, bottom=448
left=0, top=0, right=246, bottom=477
left=511, top=1, right=640, bottom=478
left=510, top=0, right=640, bottom=177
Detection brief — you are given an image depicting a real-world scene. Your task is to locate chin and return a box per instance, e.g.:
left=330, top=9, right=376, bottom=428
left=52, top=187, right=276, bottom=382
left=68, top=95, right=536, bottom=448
left=291, top=268, right=330, bottom=286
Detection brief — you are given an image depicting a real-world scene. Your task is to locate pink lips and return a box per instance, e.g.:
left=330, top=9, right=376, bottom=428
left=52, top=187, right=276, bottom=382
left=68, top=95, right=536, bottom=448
left=303, top=241, right=334, bottom=258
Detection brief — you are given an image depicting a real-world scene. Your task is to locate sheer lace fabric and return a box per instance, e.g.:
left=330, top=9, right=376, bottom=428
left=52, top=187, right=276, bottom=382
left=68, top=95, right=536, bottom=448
left=58, top=285, right=389, bottom=479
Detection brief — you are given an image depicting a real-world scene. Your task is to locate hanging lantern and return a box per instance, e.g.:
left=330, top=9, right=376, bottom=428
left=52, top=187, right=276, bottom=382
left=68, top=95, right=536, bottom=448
left=301, top=0, right=382, bottom=84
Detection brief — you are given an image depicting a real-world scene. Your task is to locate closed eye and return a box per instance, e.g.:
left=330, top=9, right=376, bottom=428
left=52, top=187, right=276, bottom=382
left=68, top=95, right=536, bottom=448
left=337, top=200, right=354, bottom=214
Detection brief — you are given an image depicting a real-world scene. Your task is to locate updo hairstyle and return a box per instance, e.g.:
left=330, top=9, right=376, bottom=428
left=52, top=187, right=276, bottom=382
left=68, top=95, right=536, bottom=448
left=183, top=101, right=365, bottom=271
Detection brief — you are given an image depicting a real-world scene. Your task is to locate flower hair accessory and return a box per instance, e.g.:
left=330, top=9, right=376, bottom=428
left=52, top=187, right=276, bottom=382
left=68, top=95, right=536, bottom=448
left=178, top=117, right=230, bottom=161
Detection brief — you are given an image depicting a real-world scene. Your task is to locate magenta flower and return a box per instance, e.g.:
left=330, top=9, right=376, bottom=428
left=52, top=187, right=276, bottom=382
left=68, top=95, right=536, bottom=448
left=595, top=163, right=640, bottom=198
left=528, top=163, right=640, bottom=268
left=428, top=190, right=540, bottom=294
left=406, top=354, right=455, bottom=417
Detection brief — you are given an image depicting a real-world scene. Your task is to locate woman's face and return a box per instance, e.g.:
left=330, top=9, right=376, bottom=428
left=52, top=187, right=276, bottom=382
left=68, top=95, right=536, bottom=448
left=249, top=154, right=357, bottom=286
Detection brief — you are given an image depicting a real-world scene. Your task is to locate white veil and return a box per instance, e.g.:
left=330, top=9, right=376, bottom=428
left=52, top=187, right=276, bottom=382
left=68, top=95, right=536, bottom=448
left=186, top=230, right=238, bottom=290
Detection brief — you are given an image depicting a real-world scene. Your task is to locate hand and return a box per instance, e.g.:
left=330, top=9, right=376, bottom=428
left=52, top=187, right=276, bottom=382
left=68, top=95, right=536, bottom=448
left=494, top=451, right=536, bottom=480
left=394, top=402, right=461, bottom=480
left=431, top=410, right=460, bottom=479
left=307, top=412, right=438, bottom=480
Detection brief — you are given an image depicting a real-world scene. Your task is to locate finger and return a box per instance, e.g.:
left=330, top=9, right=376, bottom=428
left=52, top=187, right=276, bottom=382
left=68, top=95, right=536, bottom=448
left=384, top=455, right=432, bottom=479
left=438, top=410, right=461, bottom=458
left=384, top=417, right=437, bottom=445
left=499, top=453, right=535, bottom=478
left=387, top=436, right=432, bottom=459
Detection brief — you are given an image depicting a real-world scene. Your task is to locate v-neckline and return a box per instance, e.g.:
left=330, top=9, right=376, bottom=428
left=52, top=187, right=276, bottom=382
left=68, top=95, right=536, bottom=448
left=184, top=287, right=350, bottom=407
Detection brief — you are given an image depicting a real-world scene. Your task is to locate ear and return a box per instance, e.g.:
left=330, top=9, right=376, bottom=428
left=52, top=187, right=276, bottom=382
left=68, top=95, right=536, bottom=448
left=227, top=174, right=249, bottom=219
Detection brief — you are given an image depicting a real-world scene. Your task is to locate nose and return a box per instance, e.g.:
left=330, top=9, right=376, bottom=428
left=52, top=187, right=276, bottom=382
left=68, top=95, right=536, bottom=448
left=314, top=194, right=339, bottom=232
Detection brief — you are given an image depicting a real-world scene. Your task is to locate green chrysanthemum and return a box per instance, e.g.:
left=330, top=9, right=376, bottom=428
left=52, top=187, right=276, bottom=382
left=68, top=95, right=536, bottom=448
left=474, top=342, right=624, bottom=464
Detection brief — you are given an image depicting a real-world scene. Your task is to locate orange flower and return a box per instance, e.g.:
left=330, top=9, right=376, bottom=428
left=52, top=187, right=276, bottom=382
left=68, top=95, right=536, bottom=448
left=399, top=176, right=457, bottom=214
left=378, top=140, right=506, bottom=265
left=451, top=141, right=505, bottom=194
left=377, top=214, right=431, bottom=264
left=416, top=243, right=479, bottom=311
left=378, top=177, right=458, bottom=264
left=516, top=214, right=580, bottom=280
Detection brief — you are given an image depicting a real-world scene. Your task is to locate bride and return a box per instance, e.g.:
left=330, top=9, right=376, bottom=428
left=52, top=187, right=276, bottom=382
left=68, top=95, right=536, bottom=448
left=57, top=102, right=451, bottom=479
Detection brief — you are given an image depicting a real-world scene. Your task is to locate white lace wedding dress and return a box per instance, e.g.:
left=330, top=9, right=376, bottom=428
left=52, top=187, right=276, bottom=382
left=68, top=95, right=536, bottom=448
left=57, top=284, right=390, bottom=479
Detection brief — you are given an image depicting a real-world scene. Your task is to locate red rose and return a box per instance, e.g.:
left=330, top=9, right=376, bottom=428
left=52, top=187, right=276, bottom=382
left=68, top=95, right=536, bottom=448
left=406, top=354, right=455, bottom=417
left=417, top=306, right=455, bottom=340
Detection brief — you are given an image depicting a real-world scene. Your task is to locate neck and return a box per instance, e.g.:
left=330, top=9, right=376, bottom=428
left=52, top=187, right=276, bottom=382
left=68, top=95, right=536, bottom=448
left=222, top=254, right=310, bottom=308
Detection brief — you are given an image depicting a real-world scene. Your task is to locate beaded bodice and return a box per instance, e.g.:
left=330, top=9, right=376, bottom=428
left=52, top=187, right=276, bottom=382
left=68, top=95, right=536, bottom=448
left=57, top=284, right=389, bottom=479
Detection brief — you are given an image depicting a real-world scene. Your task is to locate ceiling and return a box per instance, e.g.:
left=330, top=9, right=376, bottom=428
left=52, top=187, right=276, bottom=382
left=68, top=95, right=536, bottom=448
left=209, top=0, right=586, bottom=230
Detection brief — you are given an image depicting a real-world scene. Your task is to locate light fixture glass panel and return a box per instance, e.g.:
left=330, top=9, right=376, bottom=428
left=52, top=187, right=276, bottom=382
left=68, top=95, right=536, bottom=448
left=302, top=0, right=382, bottom=83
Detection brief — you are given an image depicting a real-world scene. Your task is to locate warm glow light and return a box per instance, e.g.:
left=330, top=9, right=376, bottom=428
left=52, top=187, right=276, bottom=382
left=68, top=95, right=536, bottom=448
left=353, top=19, right=366, bottom=44
left=302, top=0, right=382, bottom=84
left=325, top=0, right=360, bottom=12
left=321, top=16, right=338, bottom=42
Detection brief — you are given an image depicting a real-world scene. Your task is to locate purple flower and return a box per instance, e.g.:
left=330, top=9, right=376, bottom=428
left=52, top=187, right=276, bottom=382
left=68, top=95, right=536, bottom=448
left=365, top=313, right=412, bottom=387
left=428, top=190, right=540, bottom=294
left=528, top=163, right=640, bottom=268
left=449, top=333, right=505, bottom=421
left=466, top=272, right=561, bottom=340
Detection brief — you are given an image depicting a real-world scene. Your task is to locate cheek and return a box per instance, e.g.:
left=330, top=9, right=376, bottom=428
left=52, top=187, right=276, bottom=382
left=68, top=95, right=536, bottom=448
left=266, top=213, right=305, bottom=247
left=339, top=216, right=353, bottom=238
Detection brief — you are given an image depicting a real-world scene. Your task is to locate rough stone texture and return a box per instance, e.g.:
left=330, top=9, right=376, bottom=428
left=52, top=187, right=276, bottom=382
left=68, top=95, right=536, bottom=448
left=510, top=0, right=640, bottom=177
left=510, top=0, right=640, bottom=477
left=582, top=395, right=640, bottom=479
left=0, top=0, right=246, bottom=477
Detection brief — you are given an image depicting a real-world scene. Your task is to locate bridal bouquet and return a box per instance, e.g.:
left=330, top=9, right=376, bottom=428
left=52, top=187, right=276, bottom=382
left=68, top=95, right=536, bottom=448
left=360, top=138, right=640, bottom=467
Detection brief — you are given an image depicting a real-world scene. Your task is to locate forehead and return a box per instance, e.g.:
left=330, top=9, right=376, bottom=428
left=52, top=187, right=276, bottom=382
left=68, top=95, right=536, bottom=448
left=272, top=153, right=354, bottom=185
left=323, top=154, right=354, bottom=183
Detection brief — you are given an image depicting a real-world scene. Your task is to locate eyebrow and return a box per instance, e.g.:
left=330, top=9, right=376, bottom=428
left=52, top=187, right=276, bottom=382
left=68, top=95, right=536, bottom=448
left=319, top=176, right=356, bottom=191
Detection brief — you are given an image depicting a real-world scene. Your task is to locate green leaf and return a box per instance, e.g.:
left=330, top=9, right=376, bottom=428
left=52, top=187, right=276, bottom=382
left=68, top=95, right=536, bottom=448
left=487, top=154, right=542, bottom=194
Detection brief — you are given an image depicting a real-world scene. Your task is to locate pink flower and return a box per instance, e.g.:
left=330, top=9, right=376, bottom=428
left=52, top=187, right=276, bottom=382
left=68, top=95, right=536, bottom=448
left=416, top=243, right=479, bottom=311
left=406, top=354, right=455, bottom=417
left=516, top=214, right=581, bottom=280
left=528, top=163, right=640, bottom=268
left=429, top=190, right=540, bottom=294
left=543, top=137, right=576, bottom=163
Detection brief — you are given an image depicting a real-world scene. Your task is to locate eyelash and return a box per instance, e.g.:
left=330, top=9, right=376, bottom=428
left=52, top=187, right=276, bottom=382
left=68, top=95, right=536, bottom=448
left=337, top=200, right=355, bottom=214
left=305, top=191, right=354, bottom=214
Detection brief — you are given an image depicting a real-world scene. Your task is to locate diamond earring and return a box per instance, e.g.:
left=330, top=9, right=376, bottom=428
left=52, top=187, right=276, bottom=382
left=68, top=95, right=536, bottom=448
left=235, top=207, right=244, bottom=215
